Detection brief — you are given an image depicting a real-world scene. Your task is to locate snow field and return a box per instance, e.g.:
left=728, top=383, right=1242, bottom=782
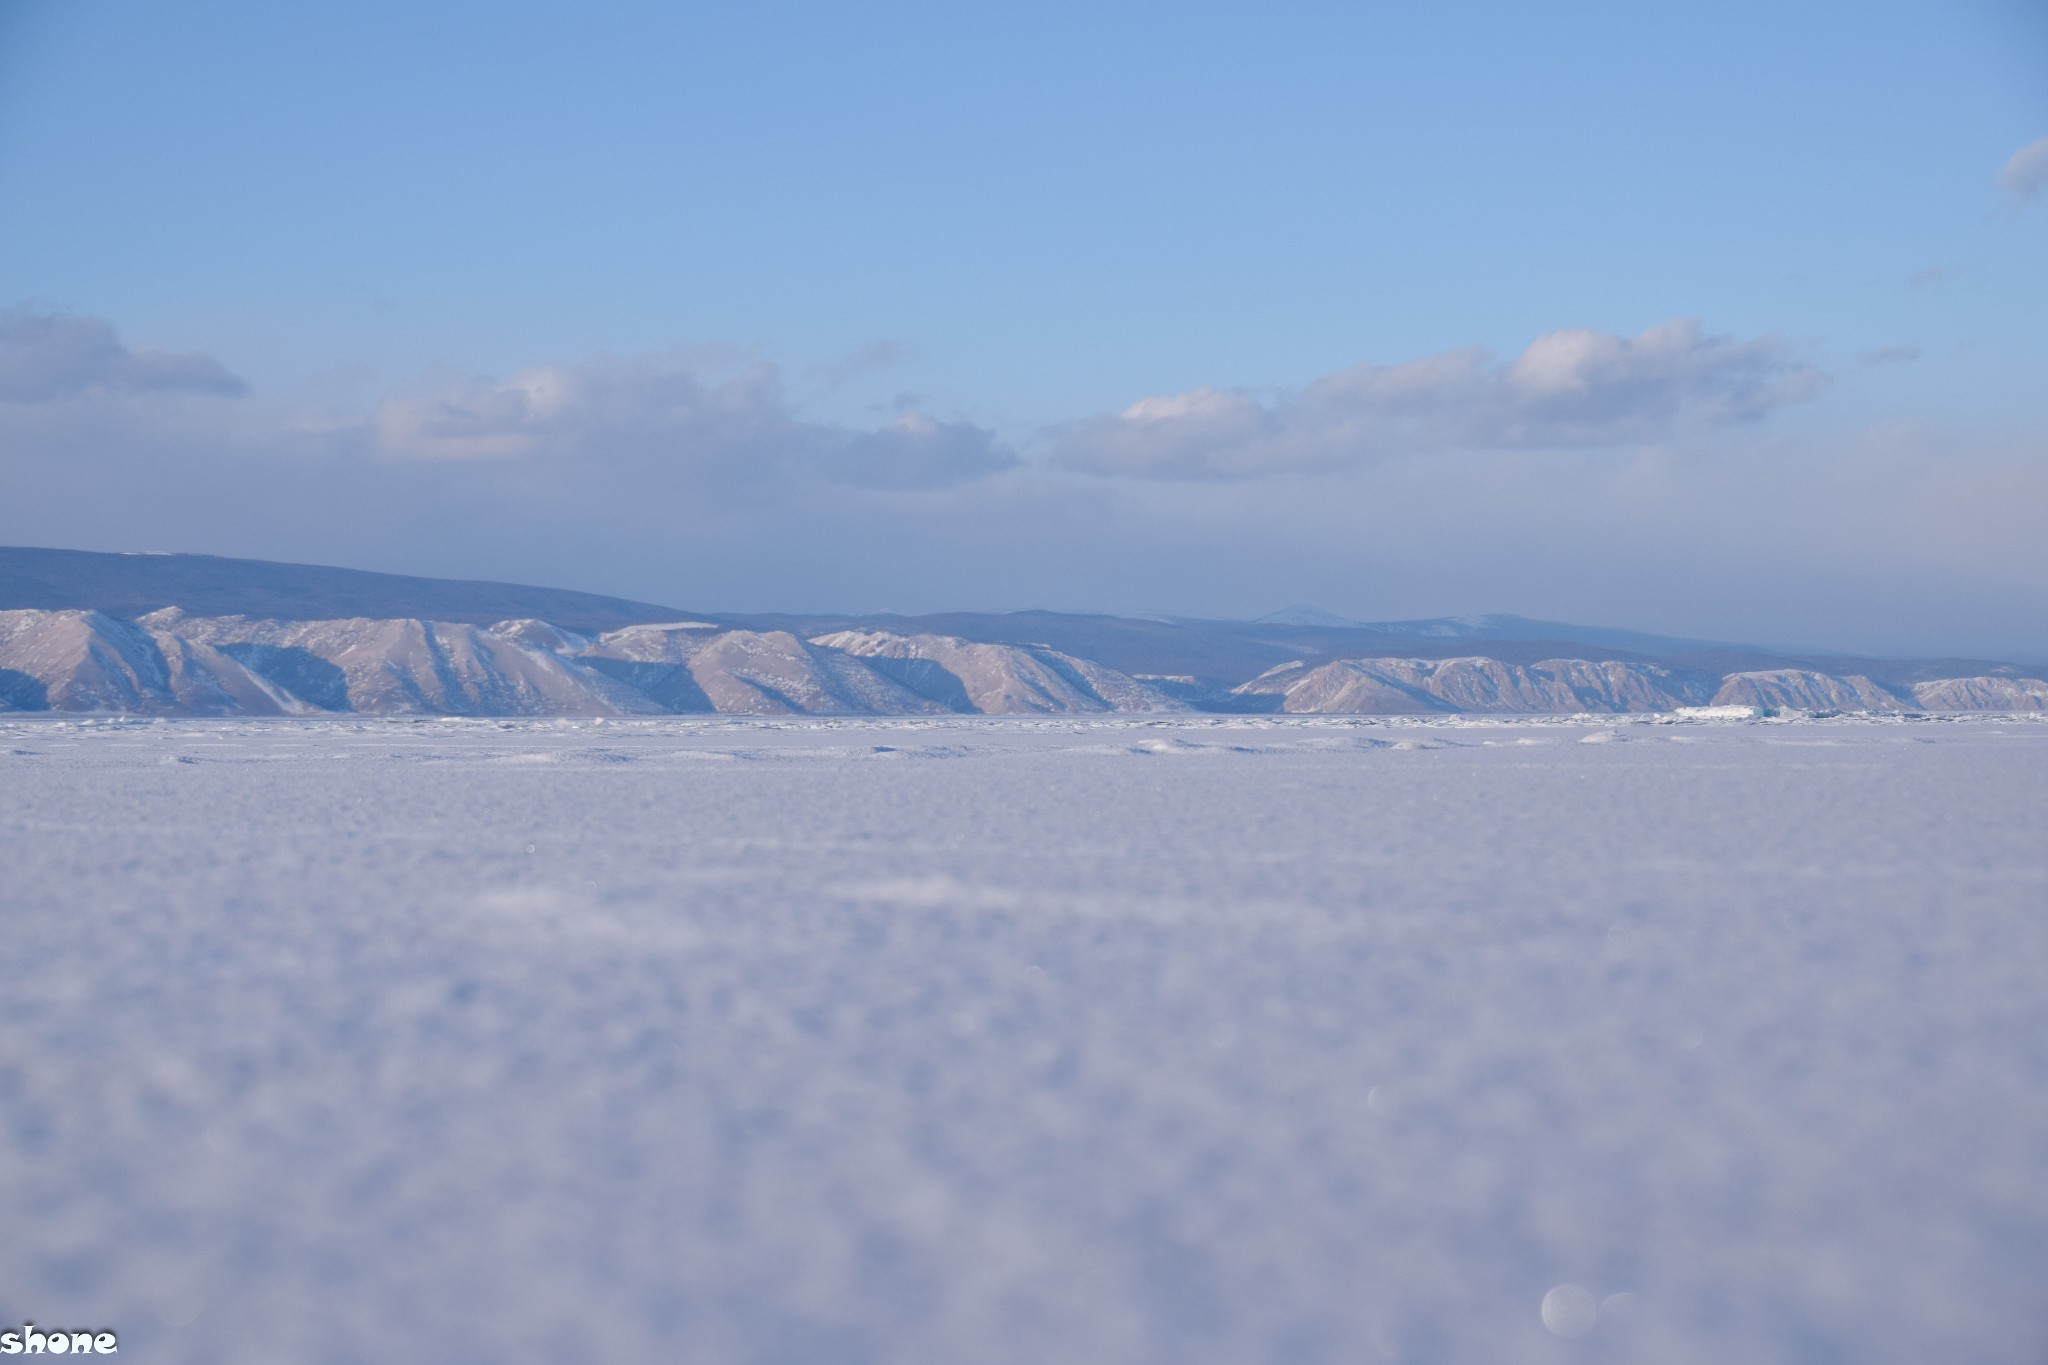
left=1, top=714, right=2045, bottom=1364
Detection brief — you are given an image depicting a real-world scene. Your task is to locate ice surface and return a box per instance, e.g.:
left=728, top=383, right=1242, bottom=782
left=1, top=713, right=2045, bottom=1364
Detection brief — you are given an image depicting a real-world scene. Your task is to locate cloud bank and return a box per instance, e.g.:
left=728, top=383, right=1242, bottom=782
left=2, top=307, right=2042, bottom=659
left=365, top=319, right=1827, bottom=488
left=1048, top=321, right=1826, bottom=479
left=0, top=308, right=247, bottom=403
left=371, top=355, right=1016, bottom=490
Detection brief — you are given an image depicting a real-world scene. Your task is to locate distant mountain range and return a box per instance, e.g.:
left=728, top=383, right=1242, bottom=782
left=0, top=546, right=689, bottom=632
left=1255, top=606, right=1742, bottom=655
left=1, top=546, right=2042, bottom=717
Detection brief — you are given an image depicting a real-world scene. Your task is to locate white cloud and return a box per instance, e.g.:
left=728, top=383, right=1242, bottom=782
left=1049, top=320, right=1826, bottom=479
left=372, top=360, right=782, bottom=465
left=831, top=412, right=1016, bottom=490
left=1999, top=136, right=2048, bottom=200
left=0, top=307, right=246, bottom=402
left=370, top=354, right=1015, bottom=490
left=372, top=368, right=579, bottom=460
left=809, top=339, right=913, bottom=391
left=5, top=312, right=2041, bottom=658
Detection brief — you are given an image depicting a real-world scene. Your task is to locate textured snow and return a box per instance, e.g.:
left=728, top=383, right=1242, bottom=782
left=2, top=712, right=2045, bottom=1365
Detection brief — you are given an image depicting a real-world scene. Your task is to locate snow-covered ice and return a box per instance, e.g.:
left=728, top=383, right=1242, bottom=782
left=1, top=713, right=2045, bottom=1364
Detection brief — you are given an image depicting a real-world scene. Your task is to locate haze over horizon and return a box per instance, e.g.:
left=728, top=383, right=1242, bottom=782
left=1, top=0, right=2044, bottom=658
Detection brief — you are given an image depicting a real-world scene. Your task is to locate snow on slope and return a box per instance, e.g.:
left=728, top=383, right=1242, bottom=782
left=5, top=607, right=2047, bottom=716
left=0, top=609, right=177, bottom=712
left=573, top=621, right=728, bottom=660
left=813, top=629, right=1185, bottom=714
left=680, top=628, right=951, bottom=714
left=567, top=622, right=955, bottom=715
left=1239, top=655, right=1710, bottom=714
left=1910, top=675, right=2048, bottom=711
left=1712, top=669, right=1911, bottom=713
left=528, top=620, right=723, bottom=711
left=2, top=715, right=2045, bottom=1365
left=153, top=610, right=665, bottom=716
left=0, top=608, right=292, bottom=714
left=146, top=628, right=314, bottom=715
left=488, top=617, right=597, bottom=656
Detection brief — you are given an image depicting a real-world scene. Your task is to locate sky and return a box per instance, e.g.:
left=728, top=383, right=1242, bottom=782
left=0, top=0, right=2044, bottom=657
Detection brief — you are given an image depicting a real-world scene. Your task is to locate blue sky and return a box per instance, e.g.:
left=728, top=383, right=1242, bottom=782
left=1, top=0, right=2044, bottom=655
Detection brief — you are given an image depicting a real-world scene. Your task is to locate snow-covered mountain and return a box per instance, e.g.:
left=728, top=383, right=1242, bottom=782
left=1250, top=609, right=1742, bottom=654
left=1236, top=656, right=1712, bottom=714
left=812, top=630, right=1183, bottom=714
left=4, top=607, right=2045, bottom=717
left=579, top=624, right=952, bottom=716
left=0, top=545, right=694, bottom=629
left=1230, top=653, right=2048, bottom=716
left=1711, top=670, right=1912, bottom=714
left=152, top=609, right=666, bottom=716
left=1909, top=676, right=2048, bottom=711
left=0, top=609, right=305, bottom=715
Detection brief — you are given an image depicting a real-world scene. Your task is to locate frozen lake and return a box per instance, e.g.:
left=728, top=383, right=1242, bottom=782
left=2, top=714, right=2045, bottom=1364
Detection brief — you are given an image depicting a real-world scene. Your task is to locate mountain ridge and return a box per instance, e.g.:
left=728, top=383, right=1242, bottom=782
left=3, top=547, right=2041, bottom=703
left=5, top=606, right=2045, bottom=719
left=0, top=546, right=703, bottom=633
